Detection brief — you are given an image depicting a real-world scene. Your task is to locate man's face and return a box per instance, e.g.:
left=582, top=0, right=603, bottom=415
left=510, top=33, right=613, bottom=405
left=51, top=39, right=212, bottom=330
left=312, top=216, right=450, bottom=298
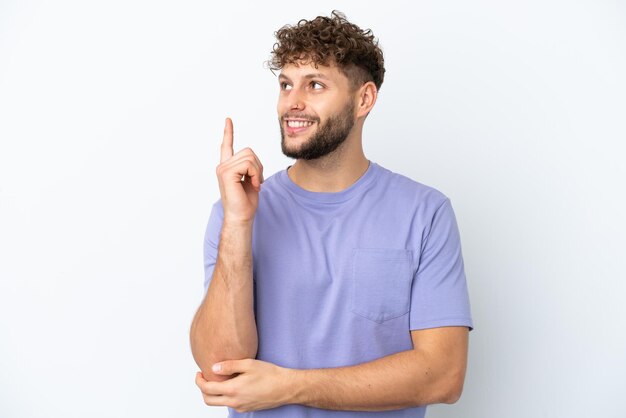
left=277, top=61, right=356, bottom=160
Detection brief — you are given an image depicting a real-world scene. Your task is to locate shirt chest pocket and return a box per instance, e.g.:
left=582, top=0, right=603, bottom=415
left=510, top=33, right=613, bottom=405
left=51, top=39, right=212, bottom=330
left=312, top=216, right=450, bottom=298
left=350, top=248, right=413, bottom=323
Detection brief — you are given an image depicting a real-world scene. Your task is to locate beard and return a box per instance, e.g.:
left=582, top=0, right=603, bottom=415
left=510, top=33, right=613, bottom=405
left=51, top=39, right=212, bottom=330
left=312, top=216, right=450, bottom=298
left=279, top=99, right=356, bottom=160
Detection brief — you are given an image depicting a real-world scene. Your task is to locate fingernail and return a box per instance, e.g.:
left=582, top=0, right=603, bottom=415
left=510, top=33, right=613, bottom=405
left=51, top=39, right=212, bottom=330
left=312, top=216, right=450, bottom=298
left=212, top=363, right=221, bottom=372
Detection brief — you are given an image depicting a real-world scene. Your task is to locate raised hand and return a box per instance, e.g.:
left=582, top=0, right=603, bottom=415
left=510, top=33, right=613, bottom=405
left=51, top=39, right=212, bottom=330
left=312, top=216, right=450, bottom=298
left=216, top=118, right=264, bottom=224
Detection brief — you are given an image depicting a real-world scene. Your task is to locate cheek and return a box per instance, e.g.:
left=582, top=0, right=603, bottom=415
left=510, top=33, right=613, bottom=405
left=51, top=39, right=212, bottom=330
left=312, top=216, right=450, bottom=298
left=277, top=97, right=289, bottom=116
left=314, top=95, right=341, bottom=113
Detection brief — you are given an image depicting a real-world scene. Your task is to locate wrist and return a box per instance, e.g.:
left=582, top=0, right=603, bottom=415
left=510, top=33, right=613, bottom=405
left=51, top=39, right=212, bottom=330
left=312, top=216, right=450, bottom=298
left=285, top=368, right=309, bottom=406
left=222, top=217, right=254, bottom=230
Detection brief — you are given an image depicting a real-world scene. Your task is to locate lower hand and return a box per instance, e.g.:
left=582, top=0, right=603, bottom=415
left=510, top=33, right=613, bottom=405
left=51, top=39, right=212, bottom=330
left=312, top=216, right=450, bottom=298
left=195, top=358, right=299, bottom=413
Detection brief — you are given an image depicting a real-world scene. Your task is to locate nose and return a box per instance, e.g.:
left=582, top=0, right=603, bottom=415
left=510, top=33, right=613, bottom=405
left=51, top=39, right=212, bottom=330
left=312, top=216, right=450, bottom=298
left=286, top=88, right=304, bottom=111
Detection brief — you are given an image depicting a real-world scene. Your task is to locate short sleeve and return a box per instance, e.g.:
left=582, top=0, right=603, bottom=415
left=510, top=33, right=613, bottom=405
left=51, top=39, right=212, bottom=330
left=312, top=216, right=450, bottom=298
left=203, top=199, right=224, bottom=298
left=409, top=198, right=473, bottom=331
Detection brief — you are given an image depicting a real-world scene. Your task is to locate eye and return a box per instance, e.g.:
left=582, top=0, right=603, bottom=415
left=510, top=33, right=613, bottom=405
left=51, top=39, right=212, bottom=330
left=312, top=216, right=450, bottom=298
left=280, top=82, right=292, bottom=90
left=310, top=81, right=324, bottom=90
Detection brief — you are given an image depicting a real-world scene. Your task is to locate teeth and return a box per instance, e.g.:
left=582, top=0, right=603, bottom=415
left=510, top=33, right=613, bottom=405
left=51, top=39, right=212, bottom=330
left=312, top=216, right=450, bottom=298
left=287, top=120, right=314, bottom=128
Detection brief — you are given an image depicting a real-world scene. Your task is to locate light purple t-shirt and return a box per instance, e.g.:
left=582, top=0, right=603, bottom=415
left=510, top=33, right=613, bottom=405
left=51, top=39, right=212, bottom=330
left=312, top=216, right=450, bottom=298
left=203, top=161, right=473, bottom=418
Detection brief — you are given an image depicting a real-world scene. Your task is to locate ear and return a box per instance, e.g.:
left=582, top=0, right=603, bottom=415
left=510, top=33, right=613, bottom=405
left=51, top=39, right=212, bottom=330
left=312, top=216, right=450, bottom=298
left=355, top=81, right=378, bottom=119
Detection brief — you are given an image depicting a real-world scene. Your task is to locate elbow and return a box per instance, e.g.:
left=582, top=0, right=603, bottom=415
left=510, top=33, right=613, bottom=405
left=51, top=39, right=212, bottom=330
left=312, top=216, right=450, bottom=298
left=441, top=374, right=465, bottom=404
left=442, top=386, right=463, bottom=404
left=413, top=370, right=466, bottom=406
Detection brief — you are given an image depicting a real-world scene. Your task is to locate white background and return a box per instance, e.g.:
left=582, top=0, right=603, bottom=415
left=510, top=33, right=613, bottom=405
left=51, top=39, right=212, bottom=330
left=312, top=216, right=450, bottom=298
left=1, top=1, right=625, bottom=417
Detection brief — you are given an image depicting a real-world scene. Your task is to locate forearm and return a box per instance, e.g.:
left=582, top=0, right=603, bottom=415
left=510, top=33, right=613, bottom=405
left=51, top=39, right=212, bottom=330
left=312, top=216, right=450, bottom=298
left=291, top=349, right=459, bottom=411
left=190, top=220, right=258, bottom=381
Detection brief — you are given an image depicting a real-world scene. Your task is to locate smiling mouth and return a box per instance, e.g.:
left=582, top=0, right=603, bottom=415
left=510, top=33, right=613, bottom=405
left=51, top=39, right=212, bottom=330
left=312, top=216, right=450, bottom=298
left=285, top=119, right=316, bottom=135
left=287, top=120, right=314, bottom=128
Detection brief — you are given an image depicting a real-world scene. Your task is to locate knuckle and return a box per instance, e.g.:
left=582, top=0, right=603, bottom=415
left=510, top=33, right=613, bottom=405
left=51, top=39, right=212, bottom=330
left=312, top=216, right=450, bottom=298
left=216, top=165, right=229, bottom=177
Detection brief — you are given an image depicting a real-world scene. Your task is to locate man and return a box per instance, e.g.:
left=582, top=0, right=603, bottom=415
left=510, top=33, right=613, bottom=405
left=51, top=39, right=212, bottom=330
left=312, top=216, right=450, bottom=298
left=189, top=10, right=473, bottom=418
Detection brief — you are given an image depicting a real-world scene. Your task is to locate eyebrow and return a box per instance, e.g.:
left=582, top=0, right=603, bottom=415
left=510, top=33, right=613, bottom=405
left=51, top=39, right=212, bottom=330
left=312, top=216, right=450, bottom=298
left=278, top=73, right=331, bottom=82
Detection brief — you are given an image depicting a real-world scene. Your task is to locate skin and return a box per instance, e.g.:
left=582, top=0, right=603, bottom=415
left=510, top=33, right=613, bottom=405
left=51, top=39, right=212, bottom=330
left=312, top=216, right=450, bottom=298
left=189, top=117, right=260, bottom=383
left=191, top=60, right=470, bottom=413
left=197, top=327, right=468, bottom=412
left=278, top=70, right=356, bottom=161
left=277, top=60, right=374, bottom=192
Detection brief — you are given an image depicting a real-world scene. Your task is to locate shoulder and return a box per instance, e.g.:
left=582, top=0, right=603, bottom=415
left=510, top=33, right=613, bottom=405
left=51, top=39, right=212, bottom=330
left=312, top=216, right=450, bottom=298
left=373, top=163, right=450, bottom=209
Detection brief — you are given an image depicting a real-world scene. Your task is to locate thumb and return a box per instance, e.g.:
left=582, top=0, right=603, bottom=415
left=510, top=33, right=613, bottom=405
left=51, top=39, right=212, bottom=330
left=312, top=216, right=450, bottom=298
left=212, top=359, right=248, bottom=375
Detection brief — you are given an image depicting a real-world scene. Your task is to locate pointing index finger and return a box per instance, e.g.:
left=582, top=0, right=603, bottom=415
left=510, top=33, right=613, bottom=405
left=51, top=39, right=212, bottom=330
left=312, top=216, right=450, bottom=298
left=220, top=117, right=234, bottom=163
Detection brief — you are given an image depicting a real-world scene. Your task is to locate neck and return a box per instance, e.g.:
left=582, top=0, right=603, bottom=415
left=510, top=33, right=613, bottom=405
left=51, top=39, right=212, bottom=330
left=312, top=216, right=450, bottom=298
left=287, top=130, right=370, bottom=193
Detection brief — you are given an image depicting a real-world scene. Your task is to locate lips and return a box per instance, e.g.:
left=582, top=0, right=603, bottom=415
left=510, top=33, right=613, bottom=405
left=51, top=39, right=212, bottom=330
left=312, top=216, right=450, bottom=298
left=284, top=119, right=316, bottom=135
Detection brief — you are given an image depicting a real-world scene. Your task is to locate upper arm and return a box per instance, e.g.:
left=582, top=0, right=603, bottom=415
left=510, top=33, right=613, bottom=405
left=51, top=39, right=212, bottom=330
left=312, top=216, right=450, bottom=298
left=409, top=198, right=473, bottom=331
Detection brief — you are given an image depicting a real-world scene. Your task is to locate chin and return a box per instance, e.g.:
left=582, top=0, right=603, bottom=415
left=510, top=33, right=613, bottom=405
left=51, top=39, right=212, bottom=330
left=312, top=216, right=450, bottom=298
left=283, top=132, right=312, bottom=148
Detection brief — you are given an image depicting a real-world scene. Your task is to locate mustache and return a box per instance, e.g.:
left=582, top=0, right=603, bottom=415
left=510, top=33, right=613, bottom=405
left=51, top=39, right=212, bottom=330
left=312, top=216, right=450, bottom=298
left=280, top=113, right=320, bottom=123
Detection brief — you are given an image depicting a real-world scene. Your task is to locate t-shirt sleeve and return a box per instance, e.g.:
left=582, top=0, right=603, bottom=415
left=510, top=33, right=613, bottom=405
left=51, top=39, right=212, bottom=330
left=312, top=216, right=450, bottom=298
left=203, top=199, right=224, bottom=298
left=409, top=197, right=474, bottom=331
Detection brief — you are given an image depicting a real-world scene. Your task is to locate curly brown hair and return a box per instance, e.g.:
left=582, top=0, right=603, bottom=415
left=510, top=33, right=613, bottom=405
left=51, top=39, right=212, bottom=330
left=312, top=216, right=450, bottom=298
left=267, top=10, right=385, bottom=92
